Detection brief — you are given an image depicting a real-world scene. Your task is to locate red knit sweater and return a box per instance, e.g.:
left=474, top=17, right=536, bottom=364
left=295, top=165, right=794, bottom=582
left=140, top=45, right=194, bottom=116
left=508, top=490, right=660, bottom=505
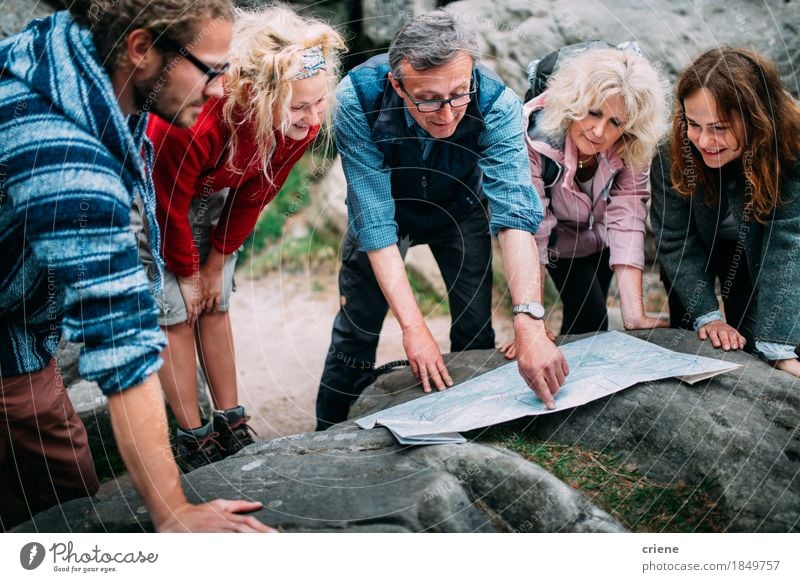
left=147, top=98, right=319, bottom=277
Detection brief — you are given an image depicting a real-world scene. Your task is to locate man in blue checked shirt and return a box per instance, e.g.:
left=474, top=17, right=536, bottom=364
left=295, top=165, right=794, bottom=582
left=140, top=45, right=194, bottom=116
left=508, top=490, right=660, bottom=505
left=316, top=10, right=569, bottom=430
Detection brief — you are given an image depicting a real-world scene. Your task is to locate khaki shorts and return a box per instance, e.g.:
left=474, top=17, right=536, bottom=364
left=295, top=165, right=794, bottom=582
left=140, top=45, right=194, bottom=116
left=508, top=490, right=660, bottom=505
left=134, top=189, right=238, bottom=327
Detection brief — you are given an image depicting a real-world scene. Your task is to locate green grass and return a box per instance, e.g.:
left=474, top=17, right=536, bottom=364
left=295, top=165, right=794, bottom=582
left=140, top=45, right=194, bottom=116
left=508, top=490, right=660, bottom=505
left=476, top=426, right=725, bottom=532
left=242, top=227, right=339, bottom=279
left=238, top=153, right=328, bottom=262
left=407, top=267, right=450, bottom=316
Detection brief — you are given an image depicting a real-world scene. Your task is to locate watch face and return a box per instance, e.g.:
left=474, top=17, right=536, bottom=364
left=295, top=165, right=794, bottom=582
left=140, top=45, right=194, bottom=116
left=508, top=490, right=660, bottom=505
left=514, top=303, right=545, bottom=319
left=529, top=303, right=545, bottom=318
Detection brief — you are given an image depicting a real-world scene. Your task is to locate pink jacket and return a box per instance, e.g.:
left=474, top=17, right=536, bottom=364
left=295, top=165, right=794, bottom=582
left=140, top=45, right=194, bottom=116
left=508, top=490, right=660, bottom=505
left=524, top=95, right=650, bottom=270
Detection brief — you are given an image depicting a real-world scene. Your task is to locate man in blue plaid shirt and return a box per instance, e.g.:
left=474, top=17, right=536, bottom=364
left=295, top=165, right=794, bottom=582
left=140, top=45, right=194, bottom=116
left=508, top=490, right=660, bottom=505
left=316, top=11, right=569, bottom=429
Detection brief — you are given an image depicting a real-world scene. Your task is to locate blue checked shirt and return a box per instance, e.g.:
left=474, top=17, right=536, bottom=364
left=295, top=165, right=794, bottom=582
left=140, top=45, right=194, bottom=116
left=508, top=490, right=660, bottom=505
left=335, top=75, right=542, bottom=252
left=0, top=13, right=165, bottom=392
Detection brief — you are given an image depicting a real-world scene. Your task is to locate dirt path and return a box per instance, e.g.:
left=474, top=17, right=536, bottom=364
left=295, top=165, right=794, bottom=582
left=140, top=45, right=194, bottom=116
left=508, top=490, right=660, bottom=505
left=229, top=270, right=514, bottom=439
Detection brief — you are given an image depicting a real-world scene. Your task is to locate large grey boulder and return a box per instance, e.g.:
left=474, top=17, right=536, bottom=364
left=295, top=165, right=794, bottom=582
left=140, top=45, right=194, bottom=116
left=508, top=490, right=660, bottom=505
left=349, top=329, right=800, bottom=532
left=446, top=0, right=799, bottom=97
left=14, top=428, right=624, bottom=532
left=361, top=0, right=438, bottom=47
left=0, top=0, right=56, bottom=40
left=349, top=349, right=510, bottom=420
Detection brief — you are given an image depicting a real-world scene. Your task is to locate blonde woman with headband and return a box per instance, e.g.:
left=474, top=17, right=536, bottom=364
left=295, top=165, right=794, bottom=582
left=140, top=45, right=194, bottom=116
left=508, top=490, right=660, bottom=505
left=144, top=5, right=345, bottom=471
left=501, top=48, right=668, bottom=357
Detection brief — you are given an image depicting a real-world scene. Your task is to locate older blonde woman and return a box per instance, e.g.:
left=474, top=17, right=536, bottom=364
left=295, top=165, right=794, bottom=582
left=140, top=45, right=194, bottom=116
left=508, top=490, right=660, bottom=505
left=502, top=48, right=668, bottom=356
left=144, top=5, right=345, bottom=471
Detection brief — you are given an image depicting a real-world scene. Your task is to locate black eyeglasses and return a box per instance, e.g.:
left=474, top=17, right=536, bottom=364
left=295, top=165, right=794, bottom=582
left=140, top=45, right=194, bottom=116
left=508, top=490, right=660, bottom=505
left=397, top=79, right=475, bottom=113
left=152, top=36, right=230, bottom=86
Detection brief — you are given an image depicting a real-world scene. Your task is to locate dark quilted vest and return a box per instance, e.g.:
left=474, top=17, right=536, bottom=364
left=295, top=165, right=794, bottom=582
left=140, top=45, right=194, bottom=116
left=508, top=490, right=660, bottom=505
left=348, top=53, right=506, bottom=237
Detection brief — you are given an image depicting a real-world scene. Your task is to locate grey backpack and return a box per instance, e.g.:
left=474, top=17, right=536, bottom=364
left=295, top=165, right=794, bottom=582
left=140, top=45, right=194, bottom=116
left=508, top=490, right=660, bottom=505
left=525, top=40, right=642, bottom=102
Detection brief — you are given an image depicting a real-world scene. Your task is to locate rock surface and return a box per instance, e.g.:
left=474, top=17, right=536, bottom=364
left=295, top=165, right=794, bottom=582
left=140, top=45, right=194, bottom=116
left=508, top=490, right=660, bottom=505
left=56, top=340, right=213, bottom=477
left=0, top=0, right=55, bottom=40
left=360, top=0, right=437, bottom=46
left=4, top=2, right=796, bottom=92
left=14, top=429, right=624, bottom=532
left=446, top=0, right=799, bottom=97
left=349, top=329, right=800, bottom=532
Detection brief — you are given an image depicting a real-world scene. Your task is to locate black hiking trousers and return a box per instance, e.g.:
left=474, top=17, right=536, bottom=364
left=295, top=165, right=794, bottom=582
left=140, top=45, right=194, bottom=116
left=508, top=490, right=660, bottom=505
left=315, top=205, right=496, bottom=430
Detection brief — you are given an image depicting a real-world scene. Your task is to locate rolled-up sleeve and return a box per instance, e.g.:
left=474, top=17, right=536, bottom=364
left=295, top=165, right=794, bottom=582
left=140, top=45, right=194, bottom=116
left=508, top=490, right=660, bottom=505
left=756, top=341, right=797, bottom=361
left=477, top=88, right=542, bottom=236
left=335, top=76, right=398, bottom=252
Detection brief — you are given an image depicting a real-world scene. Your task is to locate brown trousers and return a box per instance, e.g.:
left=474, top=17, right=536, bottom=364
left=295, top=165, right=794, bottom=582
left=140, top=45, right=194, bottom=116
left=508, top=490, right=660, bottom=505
left=0, top=359, right=99, bottom=530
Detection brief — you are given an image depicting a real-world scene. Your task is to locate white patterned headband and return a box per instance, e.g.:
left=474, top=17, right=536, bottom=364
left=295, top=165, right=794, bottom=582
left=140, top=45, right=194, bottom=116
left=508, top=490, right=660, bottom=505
left=295, top=45, right=327, bottom=80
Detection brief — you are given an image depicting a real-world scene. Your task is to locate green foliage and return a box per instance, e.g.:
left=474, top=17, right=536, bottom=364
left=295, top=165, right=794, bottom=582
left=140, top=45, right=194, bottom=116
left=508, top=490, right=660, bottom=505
left=476, top=427, right=724, bottom=532
left=242, top=227, right=339, bottom=279
left=406, top=267, right=450, bottom=317
left=238, top=155, right=316, bottom=261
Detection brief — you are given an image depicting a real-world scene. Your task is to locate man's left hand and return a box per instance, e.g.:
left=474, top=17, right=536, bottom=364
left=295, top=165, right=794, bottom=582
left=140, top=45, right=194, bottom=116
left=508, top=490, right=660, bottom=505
left=513, top=318, right=568, bottom=409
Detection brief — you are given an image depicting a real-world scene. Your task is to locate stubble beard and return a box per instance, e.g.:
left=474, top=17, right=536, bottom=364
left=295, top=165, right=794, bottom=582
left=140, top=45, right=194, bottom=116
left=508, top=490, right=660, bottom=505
left=132, top=69, right=198, bottom=128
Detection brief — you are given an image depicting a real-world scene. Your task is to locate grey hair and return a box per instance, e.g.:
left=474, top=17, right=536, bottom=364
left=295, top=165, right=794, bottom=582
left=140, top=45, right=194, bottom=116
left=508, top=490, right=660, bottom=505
left=388, top=10, right=481, bottom=79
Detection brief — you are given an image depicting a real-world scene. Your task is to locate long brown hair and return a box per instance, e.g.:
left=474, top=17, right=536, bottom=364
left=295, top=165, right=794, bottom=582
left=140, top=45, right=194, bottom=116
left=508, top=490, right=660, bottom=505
left=669, top=47, right=800, bottom=222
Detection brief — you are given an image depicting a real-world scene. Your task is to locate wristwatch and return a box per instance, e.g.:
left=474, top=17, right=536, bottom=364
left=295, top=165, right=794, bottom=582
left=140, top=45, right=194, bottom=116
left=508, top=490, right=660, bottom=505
left=512, top=302, right=546, bottom=320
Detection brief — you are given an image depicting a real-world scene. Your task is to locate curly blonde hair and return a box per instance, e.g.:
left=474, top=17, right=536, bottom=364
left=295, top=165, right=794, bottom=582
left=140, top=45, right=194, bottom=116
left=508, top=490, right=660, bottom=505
left=539, top=48, right=668, bottom=169
left=221, top=5, right=346, bottom=175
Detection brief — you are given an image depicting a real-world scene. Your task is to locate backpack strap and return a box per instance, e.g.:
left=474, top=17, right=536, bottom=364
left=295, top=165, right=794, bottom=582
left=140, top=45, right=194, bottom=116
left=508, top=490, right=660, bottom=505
left=537, top=153, right=562, bottom=258
left=540, top=154, right=562, bottom=190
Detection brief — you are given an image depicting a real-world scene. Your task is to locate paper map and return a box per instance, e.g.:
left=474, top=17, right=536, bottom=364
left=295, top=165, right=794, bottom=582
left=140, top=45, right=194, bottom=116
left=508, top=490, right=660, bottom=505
left=356, top=331, right=741, bottom=444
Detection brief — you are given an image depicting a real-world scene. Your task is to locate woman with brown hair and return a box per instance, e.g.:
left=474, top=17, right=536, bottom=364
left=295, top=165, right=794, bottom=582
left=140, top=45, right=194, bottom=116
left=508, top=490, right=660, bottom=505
left=651, top=47, right=800, bottom=375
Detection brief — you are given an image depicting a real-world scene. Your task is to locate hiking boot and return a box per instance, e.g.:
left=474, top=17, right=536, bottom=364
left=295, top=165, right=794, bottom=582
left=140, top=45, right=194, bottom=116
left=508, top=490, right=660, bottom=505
left=173, top=423, right=226, bottom=473
left=213, top=406, right=257, bottom=457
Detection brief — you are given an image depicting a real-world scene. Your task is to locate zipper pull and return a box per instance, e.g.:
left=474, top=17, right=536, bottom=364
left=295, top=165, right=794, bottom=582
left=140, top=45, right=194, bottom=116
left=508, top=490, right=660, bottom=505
left=588, top=213, right=594, bottom=230
left=421, top=175, right=427, bottom=198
